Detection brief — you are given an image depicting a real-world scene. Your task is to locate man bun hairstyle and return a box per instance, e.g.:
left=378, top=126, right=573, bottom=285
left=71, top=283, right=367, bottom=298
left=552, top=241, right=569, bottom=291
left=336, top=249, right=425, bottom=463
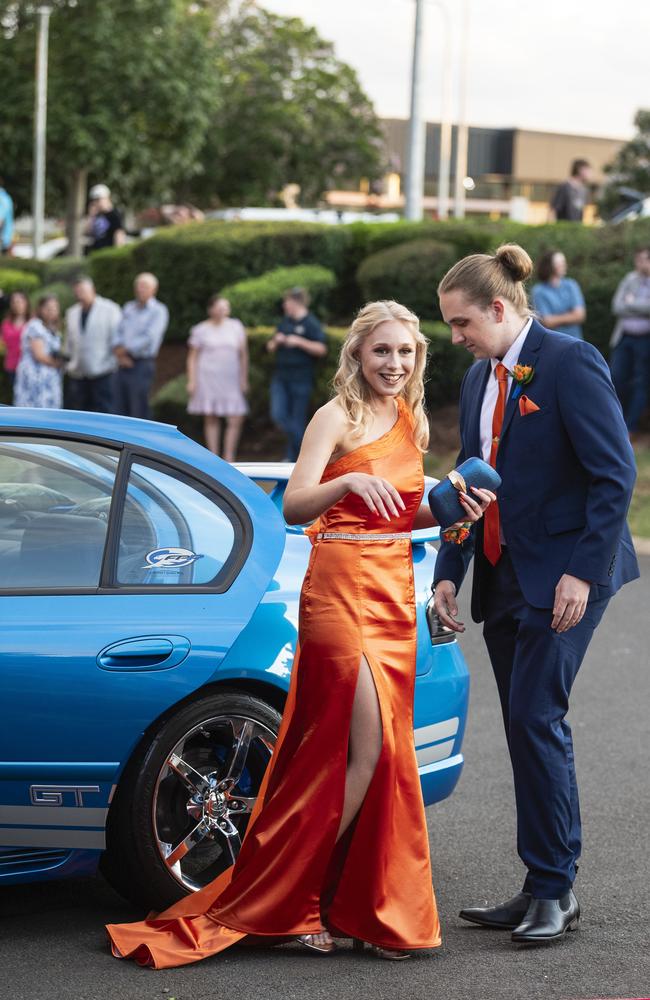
left=494, top=244, right=534, bottom=283
left=438, top=243, right=533, bottom=316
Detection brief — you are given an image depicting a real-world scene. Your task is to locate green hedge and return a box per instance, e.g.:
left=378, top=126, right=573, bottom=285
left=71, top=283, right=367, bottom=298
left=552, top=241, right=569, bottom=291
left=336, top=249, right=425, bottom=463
left=0, top=255, right=86, bottom=285
left=357, top=240, right=458, bottom=322
left=31, top=281, right=76, bottom=314
left=220, top=265, right=336, bottom=327
left=89, top=216, right=650, bottom=359
left=152, top=321, right=469, bottom=442
left=90, top=222, right=352, bottom=340
left=0, top=268, right=41, bottom=296
left=0, top=258, right=46, bottom=280
left=87, top=244, right=137, bottom=309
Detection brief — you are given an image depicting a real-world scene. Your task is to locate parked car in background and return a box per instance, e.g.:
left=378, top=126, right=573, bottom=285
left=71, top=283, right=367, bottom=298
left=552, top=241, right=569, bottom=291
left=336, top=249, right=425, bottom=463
left=605, top=188, right=650, bottom=224
left=0, top=409, right=469, bottom=910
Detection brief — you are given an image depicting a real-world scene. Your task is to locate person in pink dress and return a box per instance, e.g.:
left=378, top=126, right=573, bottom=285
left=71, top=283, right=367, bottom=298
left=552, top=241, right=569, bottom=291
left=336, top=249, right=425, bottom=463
left=1, top=290, right=30, bottom=389
left=186, top=295, right=249, bottom=461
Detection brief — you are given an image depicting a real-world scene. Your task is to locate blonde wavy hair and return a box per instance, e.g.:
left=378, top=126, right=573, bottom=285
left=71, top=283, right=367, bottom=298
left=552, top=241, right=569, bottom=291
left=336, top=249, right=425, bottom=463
left=332, top=300, right=429, bottom=451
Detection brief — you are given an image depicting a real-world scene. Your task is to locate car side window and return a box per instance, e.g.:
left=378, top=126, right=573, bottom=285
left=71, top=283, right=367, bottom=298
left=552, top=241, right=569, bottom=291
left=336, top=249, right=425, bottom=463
left=0, top=436, right=119, bottom=590
left=116, top=461, right=238, bottom=587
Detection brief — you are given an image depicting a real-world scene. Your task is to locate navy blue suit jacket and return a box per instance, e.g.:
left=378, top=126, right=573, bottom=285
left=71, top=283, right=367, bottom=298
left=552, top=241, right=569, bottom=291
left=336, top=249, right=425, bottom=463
left=433, top=320, right=640, bottom=621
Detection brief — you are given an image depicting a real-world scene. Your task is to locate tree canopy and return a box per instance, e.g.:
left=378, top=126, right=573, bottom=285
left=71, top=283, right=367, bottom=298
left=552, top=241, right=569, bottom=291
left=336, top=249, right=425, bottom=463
left=182, top=8, right=385, bottom=206
left=600, top=109, right=650, bottom=215
left=0, top=0, right=384, bottom=221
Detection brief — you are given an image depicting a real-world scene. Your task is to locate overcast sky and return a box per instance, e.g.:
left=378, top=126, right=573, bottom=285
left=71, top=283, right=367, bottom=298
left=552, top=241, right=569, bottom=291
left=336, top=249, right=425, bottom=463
left=261, top=0, right=648, bottom=139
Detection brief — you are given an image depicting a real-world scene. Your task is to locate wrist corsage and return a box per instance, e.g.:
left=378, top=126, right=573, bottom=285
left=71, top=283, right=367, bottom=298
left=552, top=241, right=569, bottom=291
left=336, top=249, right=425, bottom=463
left=441, top=521, right=473, bottom=544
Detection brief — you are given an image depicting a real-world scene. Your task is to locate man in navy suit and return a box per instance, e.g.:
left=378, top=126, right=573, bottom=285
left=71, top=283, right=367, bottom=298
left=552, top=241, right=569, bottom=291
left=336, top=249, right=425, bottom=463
left=433, top=245, right=639, bottom=944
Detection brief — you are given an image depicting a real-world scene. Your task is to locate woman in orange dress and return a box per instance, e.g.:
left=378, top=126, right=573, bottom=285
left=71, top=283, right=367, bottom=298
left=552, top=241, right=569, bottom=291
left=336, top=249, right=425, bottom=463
left=106, top=300, right=493, bottom=967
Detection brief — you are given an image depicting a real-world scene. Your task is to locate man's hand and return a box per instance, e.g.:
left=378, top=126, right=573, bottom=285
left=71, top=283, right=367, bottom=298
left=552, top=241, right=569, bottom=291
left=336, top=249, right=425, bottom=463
left=266, top=332, right=286, bottom=353
left=551, top=574, right=590, bottom=633
left=114, top=346, right=134, bottom=369
left=433, top=580, right=465, bottom=633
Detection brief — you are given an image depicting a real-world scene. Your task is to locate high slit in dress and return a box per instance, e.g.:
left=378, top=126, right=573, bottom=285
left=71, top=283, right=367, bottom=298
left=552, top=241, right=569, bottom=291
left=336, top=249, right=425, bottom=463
left=106, top=396, right=441, bottom=967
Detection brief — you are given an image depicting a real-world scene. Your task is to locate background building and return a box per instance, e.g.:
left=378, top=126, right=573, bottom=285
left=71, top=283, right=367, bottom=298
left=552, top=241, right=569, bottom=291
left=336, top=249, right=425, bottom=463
left=327, top=120, right=625, bottom=222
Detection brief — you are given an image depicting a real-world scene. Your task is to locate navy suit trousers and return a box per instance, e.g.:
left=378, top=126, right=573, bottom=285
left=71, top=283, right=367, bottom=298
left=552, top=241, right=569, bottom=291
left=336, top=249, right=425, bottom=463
left=482, top=549, right=608, bottom=898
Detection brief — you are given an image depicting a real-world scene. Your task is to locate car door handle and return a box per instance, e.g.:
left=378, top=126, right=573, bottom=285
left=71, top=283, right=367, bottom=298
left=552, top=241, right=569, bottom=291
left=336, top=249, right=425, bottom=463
left=97, top=636, right=191, bottom=672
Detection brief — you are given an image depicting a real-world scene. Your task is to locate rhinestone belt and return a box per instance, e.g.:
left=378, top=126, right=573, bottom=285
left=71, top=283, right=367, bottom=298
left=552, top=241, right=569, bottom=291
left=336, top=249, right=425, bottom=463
left=315, top=531, right=411, bottom=541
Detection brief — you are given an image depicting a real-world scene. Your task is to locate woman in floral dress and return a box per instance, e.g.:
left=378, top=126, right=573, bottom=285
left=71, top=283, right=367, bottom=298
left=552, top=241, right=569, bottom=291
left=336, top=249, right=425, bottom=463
left=13, top=295, right=64, bottom=408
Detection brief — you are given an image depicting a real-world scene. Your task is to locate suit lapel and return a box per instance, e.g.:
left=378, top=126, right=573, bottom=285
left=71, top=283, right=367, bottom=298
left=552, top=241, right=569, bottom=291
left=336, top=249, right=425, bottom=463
left=465, top=360, right=491, bottom=457
left=497, top=319, right=546, bottom=454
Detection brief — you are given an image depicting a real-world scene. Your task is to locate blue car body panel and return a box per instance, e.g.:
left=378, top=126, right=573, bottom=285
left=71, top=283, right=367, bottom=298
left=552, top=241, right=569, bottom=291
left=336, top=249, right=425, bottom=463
left=0, top=409, right=469, bottom=888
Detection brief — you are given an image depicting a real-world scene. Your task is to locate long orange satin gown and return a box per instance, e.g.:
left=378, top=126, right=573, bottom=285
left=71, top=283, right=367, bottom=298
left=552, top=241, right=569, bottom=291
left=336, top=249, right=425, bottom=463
left=106, top=396, right=441, bottom=967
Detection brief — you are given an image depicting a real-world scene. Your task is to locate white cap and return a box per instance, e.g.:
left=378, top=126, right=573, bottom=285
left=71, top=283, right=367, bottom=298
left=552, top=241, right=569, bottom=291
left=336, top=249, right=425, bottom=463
left=89, top=183, right=111, bottom=200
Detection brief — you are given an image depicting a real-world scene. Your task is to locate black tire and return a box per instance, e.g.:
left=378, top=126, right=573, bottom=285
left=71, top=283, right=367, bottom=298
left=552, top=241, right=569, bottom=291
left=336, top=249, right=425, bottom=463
left=100, top=689, right=281, bottom=912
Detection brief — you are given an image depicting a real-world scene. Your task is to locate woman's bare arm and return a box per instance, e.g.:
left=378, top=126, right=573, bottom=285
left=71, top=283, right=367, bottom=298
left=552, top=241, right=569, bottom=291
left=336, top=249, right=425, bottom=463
left=30, top=337, right=59, bottom=367
left=283, top=402, right=406, bottom=525
left=186, top=345, right=198, bottom=394
left=283, top=403, right=352, bottom=525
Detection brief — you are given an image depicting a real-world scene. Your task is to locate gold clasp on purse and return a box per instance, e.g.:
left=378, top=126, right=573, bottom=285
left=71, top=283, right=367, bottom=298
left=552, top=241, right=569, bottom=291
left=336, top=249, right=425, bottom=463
left=447, top=469, right=467, bottom=493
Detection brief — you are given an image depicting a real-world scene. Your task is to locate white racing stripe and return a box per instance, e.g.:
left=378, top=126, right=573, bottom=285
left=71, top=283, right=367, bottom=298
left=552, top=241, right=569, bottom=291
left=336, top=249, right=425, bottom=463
left=414, top=718, right=459, bottom=748
left=0, top=806, right=107, bottom=827
left=416, top=740, right=457, bottom=767
left=0, top=828, right=106, bottom=849
left=413, top=717, right=459, bottom=767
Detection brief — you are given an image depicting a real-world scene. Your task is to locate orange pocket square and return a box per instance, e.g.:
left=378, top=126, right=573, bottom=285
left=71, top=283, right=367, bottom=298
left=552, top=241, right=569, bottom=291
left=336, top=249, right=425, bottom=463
left=519, top=395, right=540, bottom=416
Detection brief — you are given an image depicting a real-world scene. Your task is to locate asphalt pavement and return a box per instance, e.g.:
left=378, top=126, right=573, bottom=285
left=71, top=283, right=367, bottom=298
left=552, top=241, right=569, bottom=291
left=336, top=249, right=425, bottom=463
left=2, top=559, right=649, bottom=1000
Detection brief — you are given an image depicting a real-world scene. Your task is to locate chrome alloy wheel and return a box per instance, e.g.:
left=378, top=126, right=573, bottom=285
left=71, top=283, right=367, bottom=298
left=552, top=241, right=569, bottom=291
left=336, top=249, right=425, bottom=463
left=152, top=714, right=277, bottom=893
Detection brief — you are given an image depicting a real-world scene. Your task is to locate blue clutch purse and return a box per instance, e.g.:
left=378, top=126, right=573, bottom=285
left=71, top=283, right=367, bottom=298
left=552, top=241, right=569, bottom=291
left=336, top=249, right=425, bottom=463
left=427, top=458, right=502, bottom=530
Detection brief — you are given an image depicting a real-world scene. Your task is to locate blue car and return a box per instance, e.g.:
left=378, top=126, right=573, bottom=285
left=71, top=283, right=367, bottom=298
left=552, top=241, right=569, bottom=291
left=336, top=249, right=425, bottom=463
left=0, top=409, right=469, bottom=910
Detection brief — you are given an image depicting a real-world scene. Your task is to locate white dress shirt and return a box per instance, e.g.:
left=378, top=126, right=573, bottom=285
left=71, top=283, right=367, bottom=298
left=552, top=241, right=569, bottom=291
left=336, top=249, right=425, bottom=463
left=479, top=317, right=533, bottom=463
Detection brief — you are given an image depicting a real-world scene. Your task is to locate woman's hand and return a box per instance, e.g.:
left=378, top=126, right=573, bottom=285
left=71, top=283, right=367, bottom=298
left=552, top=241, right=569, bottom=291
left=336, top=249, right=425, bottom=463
left=449, top=486, right=495, bottom=529
left=343, top=472, right=406, bottom=521
left=186, top=379, right=195, bottom=396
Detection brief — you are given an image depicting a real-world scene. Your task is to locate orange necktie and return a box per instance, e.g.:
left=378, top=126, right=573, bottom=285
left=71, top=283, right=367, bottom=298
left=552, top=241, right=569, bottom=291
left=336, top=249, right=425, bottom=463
left=483, top=362, right=508, bottom=566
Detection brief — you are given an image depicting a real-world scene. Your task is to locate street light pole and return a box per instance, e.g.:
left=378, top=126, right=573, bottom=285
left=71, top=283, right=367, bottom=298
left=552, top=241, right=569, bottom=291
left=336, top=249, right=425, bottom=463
left=32, top=5, right=52, bottom=260
left=436, top=2, right=453, bottom=220
left=453, top=0, right=470, bottom=219
left=404, top=0, right=425, bottom=221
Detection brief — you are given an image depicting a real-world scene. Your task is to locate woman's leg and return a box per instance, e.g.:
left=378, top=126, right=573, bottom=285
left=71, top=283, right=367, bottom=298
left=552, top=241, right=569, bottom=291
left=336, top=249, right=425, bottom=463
left=336, top=655, right=383, bottom=842
left=203, top=415, right=221, bottom=455
left=223, top=415, right=245, bottom=463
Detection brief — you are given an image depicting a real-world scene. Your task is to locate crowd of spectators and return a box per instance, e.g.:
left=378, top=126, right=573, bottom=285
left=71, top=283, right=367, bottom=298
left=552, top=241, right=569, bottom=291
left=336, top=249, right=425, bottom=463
left=1, top=245, right=649, bottom=460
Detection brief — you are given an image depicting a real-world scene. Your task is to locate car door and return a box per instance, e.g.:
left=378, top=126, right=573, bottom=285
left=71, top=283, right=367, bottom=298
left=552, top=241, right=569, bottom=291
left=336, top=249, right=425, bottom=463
left=0, top=429, right=285, bottom=852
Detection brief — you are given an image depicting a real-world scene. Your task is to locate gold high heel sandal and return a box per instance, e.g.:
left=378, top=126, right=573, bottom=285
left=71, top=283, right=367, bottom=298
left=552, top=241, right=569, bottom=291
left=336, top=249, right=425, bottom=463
left=352, top=938, right=410, bottom=960
left=297, top=933, right=337, bottom=955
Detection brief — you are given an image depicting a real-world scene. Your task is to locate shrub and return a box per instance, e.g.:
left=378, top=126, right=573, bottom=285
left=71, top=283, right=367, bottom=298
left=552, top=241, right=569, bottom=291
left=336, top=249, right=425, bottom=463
left=0, top=255, right=87, bottom=287
left=422, top=321, right=473, bottom=408
left=91, top=222, right=352, bottom=341
left=0, top=369, right=12, bottom=405
left=88, top=215, right=650, bottom=359
left=88, top=243, right=138, bottom=307
left=0, top=267, right=41, bottom=297
left=0, top=258, right=46, bottom=281
left=335, top=220, right=497, bottom=317
left=221, top=265, right=336, bottom=327
left=43, top=256, right=86, bottom=285
left=357, top=240, right=458, bottom=321
left=30, top=281, right=76, bottom=314
left=151, top=320, right=470, bottom=444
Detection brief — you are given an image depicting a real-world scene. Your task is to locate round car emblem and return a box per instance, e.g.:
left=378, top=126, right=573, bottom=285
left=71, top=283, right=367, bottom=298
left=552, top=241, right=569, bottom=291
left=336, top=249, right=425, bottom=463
left=144, top=547, right=203, bottom=568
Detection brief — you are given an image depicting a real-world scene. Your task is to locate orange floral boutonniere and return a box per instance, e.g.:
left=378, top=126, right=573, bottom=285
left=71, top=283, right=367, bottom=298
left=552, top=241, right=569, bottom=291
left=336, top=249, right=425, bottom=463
left=510, top=364, right=535, bottom=400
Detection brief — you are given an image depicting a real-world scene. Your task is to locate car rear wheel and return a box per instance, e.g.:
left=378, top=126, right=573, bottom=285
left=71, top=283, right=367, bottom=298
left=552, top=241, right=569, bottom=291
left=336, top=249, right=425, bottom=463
left=101, top=689, right=281, bottom=911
